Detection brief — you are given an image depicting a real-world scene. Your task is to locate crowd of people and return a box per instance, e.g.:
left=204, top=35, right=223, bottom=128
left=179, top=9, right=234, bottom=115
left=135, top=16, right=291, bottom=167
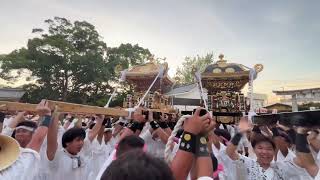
left=0, top=99, right=320, bottom=180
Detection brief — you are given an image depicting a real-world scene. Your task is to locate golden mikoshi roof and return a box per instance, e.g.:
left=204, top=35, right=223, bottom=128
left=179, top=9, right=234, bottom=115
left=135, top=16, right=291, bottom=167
left=125, top=57, right=174, bottom=89
left=202, top=54, right=251, bottom=78
left=201, top=54, right=263, bottom=92
left=126, top=60, right=168, bottom=77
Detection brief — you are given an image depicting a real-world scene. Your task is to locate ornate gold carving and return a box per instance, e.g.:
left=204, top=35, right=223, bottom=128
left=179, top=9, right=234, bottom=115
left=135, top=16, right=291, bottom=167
left=212, top=68, right=222, bottom=73
left=225, top=67, right=235, bottom=73
left=254, top=64, right=264, bottom=73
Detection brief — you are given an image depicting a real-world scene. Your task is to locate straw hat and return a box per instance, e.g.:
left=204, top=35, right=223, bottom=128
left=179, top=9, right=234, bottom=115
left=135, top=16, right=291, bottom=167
left=0, top=134, right=20, bottom=171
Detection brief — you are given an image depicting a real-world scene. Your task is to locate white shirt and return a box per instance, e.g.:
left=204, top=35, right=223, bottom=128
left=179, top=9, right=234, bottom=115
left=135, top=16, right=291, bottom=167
left=218, top=124, right=235, bottom=137
left=88, top=138, right=113, bottom=179
left=140, top=126, right=165, bottom=159
left=220, top=150, right=313, bottom=180
left=0, top=148, right=40, bottom=180
left=2, top=117, right=12, bottom=130
left=34, top=126, right=65, bottom=180
left=317, top=151, right=320, bottom=167
left=315, top=170, right=320, bottom=180
left=212, top=142, right=226, bottom=160
left=47, top=138, right=92, bottom=180
left=212, top=142, right=227, bottom=180
left=1, top=126, right=14, bottom=137
left=95, top=149, right=116, bottom=180
left=276, top=148, right=296, bottom=162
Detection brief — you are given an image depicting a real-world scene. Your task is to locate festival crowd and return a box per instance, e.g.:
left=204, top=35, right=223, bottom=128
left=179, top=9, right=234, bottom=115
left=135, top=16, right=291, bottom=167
left=0, top=100, right=320, bottom=180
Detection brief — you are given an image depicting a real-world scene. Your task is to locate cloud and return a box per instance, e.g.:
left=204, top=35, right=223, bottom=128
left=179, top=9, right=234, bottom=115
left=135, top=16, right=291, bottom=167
left=0, top=0, right=320, bottom=102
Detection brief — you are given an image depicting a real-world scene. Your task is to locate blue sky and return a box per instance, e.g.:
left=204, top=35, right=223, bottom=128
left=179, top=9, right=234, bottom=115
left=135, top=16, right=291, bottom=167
left=1, top=0, right=320, bottom=102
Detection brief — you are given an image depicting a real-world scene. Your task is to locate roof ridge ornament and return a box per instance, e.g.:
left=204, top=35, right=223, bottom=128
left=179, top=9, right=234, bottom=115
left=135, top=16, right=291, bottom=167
left=217, top=54, right=227, bottom=64
left=148, top=54, right=156, bottom=63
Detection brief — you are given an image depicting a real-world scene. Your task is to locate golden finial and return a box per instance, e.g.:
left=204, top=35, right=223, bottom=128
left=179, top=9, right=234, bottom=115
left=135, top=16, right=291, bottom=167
left=217, top=54, right=227, bottom=64
left=148, top=55, right=155, bottom=63
left=219, top=54, right=224, bottom=60
left=254, top=64, right=264, bottom=73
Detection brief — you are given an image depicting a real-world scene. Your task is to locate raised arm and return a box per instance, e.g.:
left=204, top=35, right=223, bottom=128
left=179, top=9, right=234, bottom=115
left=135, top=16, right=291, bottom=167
left=194, top=116, right=215, bottom=179
left=159, top=113, right=172, bottom=135
left=148, top=112, right=169, bottom=144
left=63, top=115, right=72, bottom=130
left=88, top=115, right=104, bottom=142
left=46, top=108, right=61, bottom=160
left=118, top=108, right=146, bottom=142
left=171, top=108, right=212, bottom=180
left=26, top=100, right=52, bottom=152
left=226, top=117, right=251, bottom=160
left=74, top=115, right=82, bottom=128
left=294, top=127, right=319, bottom=177
left=8, top=111, right=25, bottom=128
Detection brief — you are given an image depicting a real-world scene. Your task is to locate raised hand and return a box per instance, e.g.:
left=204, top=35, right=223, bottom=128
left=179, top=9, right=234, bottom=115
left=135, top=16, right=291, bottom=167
left=95, top=114, right=105, bottom=123
left=238, top=116, right=252, bottom=133
left=133, top=107, right=145, bottom=123
left=184, top=108, right=212, bottom=135
left=36, top=99, right=51, bottom=116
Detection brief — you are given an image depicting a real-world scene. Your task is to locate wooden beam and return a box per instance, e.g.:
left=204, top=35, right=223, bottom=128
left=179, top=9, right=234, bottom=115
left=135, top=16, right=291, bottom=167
left=47, top=100, right=129, bottom=117
left=0, top=101, right=37, bottom=112
left=0, top=100, right=176, bottom=116
left=0, top=101, right=129, bottom=117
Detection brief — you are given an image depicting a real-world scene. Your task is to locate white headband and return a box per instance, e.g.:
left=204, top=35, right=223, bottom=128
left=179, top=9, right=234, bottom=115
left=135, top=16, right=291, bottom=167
left=104, top=128, right=114, bottom=132
left=15, top=126, right=35, bottom=132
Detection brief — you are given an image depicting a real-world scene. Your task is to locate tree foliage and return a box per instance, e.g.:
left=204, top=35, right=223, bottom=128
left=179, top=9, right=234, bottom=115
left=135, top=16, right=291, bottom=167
left=174, top=53, right=214, bottom=85
left=298, top=102, right=320, bottom=111
left=0, top=17, right=152, bottom=106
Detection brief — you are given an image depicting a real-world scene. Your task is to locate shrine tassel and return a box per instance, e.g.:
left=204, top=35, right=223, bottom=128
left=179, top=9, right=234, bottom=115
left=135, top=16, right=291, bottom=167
left=248, top=68, right=257, bottom=122
left=194, top=70, right=209, bottom=111
left=164, top=115, right=191, bottom=163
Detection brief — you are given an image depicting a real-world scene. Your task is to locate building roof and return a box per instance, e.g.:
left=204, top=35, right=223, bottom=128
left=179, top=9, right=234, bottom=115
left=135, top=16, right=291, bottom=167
left=0, top=88, right=25, bottom=101
left=273, top=87, right=320, bottom=95
left=165, top=84, right=198, bottom=96
left=264, top=103, right=292, bottom=108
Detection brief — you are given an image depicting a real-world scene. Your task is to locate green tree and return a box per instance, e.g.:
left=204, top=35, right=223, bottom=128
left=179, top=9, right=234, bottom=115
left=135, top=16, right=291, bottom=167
left=105, top=43, right=153, bottom=107
left=299, top=102, right=320, bottom=111
left=0, top=17, right=152, bottom=106
left=174, top=53, right=214, bottom=85
left=106, top=43, right=152, bottom=77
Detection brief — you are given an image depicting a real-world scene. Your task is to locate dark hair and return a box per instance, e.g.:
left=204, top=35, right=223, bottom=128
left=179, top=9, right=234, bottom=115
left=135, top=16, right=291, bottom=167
left=116, top=135, right=145, bottom=157
left=286, top=129, right=296, bottom=143
left=81, top=122, right=87, bottom=127
left=251, top=134, right=276, bottom=150
left=214, top=129, right=231, bottom=141
left=101, top=150, right=174, bottom=180
left=252, top=125, right=262, bottom=134
left=103, top=117, right=111, bottom=126
left=16, top=120, right=38, bottom=131
left=211, top=153, right=218, bottom=171
left=13, top=120, right=38, bottom=137
left=278, top=130, right=292, bottom=144
left=62, top=128, right=86, bottom=148
left=89, top=123, right=96, bottom=129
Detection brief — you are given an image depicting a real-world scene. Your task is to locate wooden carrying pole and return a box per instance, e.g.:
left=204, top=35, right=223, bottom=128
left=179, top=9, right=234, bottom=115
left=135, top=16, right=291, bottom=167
left=0, top=101, right=129, bottom=117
